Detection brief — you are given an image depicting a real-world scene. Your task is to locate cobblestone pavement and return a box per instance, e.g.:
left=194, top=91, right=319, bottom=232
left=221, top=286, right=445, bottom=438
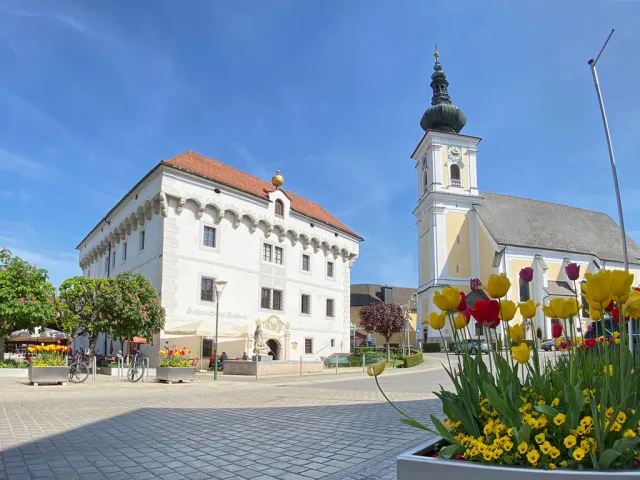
left=0, top=366, right=449, bottom=480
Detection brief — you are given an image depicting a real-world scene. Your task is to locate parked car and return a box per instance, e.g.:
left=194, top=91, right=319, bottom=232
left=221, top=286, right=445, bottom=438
left=453, top=339, right=491, bottom=355
left=541, top=339, right=555, bottom=352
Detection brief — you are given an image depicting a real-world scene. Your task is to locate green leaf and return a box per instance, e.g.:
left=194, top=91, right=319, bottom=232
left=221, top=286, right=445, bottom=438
left=400, top=418, right=431, bottom=431
left=598, top=449, right=621, bottom=469
left=483, top=382, right=516, bottom=426
left=439, top=444, right=464, bottom=459
left=598, top=437, right=640, bottom=469
left=534, top=405, right=559, bottom=417
left=430, top=415, right=457, bottom=444
left=514, top=423, right=531, bottom=445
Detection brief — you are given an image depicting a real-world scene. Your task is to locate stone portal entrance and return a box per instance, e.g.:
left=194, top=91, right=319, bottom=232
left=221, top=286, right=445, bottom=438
left=266, top=339, right=279, bottom=360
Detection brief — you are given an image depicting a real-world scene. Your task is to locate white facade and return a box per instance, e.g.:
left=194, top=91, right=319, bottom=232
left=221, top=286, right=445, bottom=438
left=77, top=162, right=360, bottom=366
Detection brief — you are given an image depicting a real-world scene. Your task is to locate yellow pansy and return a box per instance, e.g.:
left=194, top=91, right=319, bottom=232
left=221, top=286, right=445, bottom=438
left=454, top=312, right=468, bottom=330
left=517, top=442, right=528, bottom=454
left=549, top=447, right=560, bottom=459
left=535, top=433, right=545, bottom=444
left=519, top=299, right=539, bottom=319
left=366, top=360, right=386, bottom=377
left=527, top=449, right=540, bottom=465
left=540, top=442, right=551, bottom=455
left=580, top=416, right=593, bottom=427
left=553, top=413, right=566, bottom=426
left=428, top=311, right=446, bottom=331
left=611, top=421, right=622, bottom=432
left=487, top=273, right=511, bottom=299
left=610, top=270, right=634, bottom=297
left=564, top=435, right=577, bottom=449
left=616, top=412, right=627, bottom=424
left=623, top=429, right=636, bottom=437
left=550, top=397, right=560, bottom=407
left=549, top=463, right=557, bottom=470
left=623, top=290, right=640, bottom=318
left=509, top=323, right=525, bottom=343
left=499, top=300, right=517, bottom=322
left=433, top=287, right=461, bottom=312
left=512, top=343, right=531, bottom=364
left=573, top=447, right=586, bottom=462
left=584, top=270, right=612, bottom=305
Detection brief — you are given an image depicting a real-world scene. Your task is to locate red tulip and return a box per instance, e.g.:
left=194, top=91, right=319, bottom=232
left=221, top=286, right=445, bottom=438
left=551, top=323, right=563, bottom=338
left=457, top=292, right=467, bottom=312
left=608, top=337, right=614, bottom=345
left=611, top=307, right=630, bottom=324
left=519, top=267, right=534, bottom=283
left=560, top=341, right=567, bottom=350
left=565, top=263, right=580, bottom=281
left=470, top=298, right=500, bottom=326
left=470, top=278, right=482, bottom=292
left=605, top=300, right=614, bottom=313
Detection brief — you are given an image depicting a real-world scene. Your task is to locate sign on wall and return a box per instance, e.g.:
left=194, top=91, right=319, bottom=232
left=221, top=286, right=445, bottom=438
left=186, top=307, right=248, bottom=320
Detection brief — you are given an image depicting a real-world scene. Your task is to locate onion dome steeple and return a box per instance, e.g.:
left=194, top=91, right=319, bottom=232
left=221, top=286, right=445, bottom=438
left=420, top=46, right=466, bottom=134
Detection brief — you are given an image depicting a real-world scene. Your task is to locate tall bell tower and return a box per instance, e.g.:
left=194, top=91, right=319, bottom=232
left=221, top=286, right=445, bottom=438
left=413, top=47, right=483, bottom=342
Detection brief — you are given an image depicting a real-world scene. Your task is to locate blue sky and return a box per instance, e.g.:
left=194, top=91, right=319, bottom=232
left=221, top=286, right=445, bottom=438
left=0, top=1, right=639, bottom=288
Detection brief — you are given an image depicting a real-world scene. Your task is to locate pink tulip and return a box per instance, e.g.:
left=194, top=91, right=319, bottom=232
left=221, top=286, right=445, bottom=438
left=519, top=267, right=534, bottom=283
left=565, top=263, right=580, bottom=281
left=470, top=278, right=482, bottom=292
left=551, top=323, right=563, bottom=338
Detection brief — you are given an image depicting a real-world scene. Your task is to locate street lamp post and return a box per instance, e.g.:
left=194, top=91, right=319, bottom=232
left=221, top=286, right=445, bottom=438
left=588, top=29, right=633, bottom=351
left=213, top=280, right=228, bottom=381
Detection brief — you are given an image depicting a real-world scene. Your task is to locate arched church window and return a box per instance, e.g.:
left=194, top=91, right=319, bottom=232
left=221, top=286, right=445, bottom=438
left=275, top=199, right=284, bottom=217
left=450, top=164, right=461, bottom=187
left=519, top=277, right=531, bottom=302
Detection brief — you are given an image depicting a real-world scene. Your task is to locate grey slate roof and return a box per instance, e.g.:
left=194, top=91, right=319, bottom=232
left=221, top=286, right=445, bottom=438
left=475, top=192, right=640, bottom=265
left=351, top=284, right=416, bottom=309
left=547, top=281, right=575, bottom=298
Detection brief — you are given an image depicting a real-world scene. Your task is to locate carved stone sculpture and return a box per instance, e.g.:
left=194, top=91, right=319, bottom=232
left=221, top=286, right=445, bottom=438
left=253, top=322, right=270, bottom=355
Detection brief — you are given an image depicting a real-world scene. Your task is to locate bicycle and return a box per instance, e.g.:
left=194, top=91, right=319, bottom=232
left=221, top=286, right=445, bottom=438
left=127, top=352, right=146, bottom=382
left=68, top=353, right=90, bottom=383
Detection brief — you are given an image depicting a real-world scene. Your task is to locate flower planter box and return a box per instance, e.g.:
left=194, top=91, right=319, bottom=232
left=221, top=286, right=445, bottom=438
left=397, top=437, right=637, bottom=480
left=0, top=368, right=29, bottom=378
left=27, top=366, right=68, bottom=386
left=155, top=367, right=195, bottom=384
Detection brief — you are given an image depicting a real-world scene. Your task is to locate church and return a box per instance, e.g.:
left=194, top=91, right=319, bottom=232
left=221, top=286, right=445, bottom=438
left=415, top=50, right=640, bottom=343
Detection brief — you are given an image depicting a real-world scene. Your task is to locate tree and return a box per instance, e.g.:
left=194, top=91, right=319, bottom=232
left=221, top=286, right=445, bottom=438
left=0, top=248, right=56, bottom=360
left=103, top=271, right=165, bottom=348
left=57, top=276, right=110, bottom=356
left=359, top=302, right=405, bottom=360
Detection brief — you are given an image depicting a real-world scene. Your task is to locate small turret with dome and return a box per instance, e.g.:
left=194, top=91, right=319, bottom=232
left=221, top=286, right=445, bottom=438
left=420, top=46, right=467, bottom=134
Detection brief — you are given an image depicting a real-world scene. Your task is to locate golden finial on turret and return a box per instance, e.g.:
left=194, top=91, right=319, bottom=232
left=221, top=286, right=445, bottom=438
left=434, top=44, right=440, bottom=59
left=271, top=170, right=284, bottom=188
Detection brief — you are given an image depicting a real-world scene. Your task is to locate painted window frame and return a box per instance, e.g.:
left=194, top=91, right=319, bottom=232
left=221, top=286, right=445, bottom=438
left=300, top=293, right=312, bottom=316
left=199, top=275, right=217, bottom=304
left=200, top=223, right=220, bottom=253
left=325, top=298, right=336, bottom=318
left=301, top=253, right=311, bottom=274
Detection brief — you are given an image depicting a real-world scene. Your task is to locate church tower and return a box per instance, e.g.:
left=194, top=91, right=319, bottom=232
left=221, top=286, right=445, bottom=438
left=413, top=48, right=483, bottom=342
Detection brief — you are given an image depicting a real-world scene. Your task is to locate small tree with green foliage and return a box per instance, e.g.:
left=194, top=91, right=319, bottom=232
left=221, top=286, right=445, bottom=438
left=103, top=271, right=165, bottom=349
left=57, top=276, right=110, bottom=356
left=359, top=302, right=405, bottom=360
left=0, top=248, right=56, bottom=360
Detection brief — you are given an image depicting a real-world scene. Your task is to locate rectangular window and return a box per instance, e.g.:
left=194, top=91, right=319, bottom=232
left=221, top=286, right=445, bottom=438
left=263, top=243, right=272, bottom=262
left=201, top=277, right=215, bottom=302
left=111, top=250, right=116, bottom=268
left=260, top=288, right=271, bottom=309
left=274, top=246, right=283, bottom=265
left=326, top=298, right=335, bottom=317
left=139, top=230, right=146, bottom=251
left=123, top=242, right=127, bottom=261
left=301, top=294, right=311, bottom=314
left=330, top=339, right=335, bottom=348
left=519, top=279, right=531, bottom=302
left=203, top=226, right=216, bottom=248
left=327, top=261, right=334, bottom=278
left=475, top=324, right=484, bottom=336
left=261, top=288, right=284, bottom=311
left=304, top=338, right=313, bottom=355
left=302, top=254, right=310, bottom=272
left=104, top=256, right=109, bottom=272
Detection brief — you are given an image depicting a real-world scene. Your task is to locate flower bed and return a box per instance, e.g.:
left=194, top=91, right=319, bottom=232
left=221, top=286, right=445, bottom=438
left=157, top=343, right=194, bottom=383
left=370, top=268, right=640, bottom=473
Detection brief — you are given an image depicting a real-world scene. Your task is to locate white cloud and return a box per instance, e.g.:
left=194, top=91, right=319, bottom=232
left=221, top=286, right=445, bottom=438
left=0, top=149, right=51, bottom=180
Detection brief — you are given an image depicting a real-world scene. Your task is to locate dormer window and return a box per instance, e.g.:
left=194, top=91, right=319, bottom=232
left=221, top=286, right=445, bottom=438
left=275, top=199, right=284, bottom=217
left=450, top=164, right=461, bottom=187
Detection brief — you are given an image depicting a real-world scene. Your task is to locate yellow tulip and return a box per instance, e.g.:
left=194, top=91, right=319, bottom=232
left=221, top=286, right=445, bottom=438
left=542, top=304, right=556, bottom=318
left=499, top=300, right=517, bottom=322
left=562, top=298, right=579, bottom=318
left=367, top=360, right=386, bottom=377
left=588, top=304, right=601, bottom=321
left=519, top=299, right=539, bottom=319
left=584, top=271, right=612, bottom=305
left=547, top=298, right=567, bottom=319
left=487, top=273, right=511, bottom=299
left=623, top=290, right=640, bottom=318
left=433, top=287, right=461, bottom=312
left=512, top=343, right=531, bottom=364
left=454, top=312, right=467, bottom=330
left=509, top=323, right=525, bottom=343
left=428, top=311, right=446, bottom=331
left=610, top=270, right=634, bottom=298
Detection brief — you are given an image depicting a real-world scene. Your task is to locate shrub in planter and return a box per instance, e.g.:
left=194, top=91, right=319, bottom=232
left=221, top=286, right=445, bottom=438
left=423, top=342, right=441, bottom=353
left=0, top=360, right=27, bottom=368
left=403, top=351, right=424, bottom=368
left=370, top=271, right=640, bottom=472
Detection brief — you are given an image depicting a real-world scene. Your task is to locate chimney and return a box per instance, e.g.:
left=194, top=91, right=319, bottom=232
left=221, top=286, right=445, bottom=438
left=380, top=286, right=393, bottom=303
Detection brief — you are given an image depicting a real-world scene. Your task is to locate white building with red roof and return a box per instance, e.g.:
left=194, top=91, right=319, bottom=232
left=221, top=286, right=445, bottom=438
left=76, top=151, right=362, bottom=367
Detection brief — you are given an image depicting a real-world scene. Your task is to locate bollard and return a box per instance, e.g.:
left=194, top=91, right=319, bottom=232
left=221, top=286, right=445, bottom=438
left=335, top=356, right=338, bottom=375
left=144, top=358, right=150, bottom=383
left=255, top=356, right=259, bottom=382
left=92, top=356, right=96, bottom=383
left=117, top=356, right=124, bottom=382
left=362, top=354, right=365, bottom=373
left=300, top=356, right=302, bottom=377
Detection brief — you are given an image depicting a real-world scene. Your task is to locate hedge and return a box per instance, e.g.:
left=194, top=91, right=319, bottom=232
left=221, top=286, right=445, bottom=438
left=423, top=342, right=441, bottom=353
left=403, top=351, right=424, bottom=368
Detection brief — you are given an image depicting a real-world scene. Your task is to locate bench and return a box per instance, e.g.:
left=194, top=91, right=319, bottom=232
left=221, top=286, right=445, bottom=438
left=326, top=357, right=351, bottom=367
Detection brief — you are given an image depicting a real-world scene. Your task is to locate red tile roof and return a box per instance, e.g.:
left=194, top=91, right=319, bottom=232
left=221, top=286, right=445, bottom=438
left=162, top=151, right=362, bottom=240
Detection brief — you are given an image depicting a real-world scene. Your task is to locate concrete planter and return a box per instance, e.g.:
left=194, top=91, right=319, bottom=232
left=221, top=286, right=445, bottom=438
left=98, top=367, right=119, bottom=376
left=28, top=365, right=68, bottom=386
left=0, top=368, right=29, bottom=378
left=398, top=437, right=638, bottom=479
left=156, top=367, right=195, bottom=383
